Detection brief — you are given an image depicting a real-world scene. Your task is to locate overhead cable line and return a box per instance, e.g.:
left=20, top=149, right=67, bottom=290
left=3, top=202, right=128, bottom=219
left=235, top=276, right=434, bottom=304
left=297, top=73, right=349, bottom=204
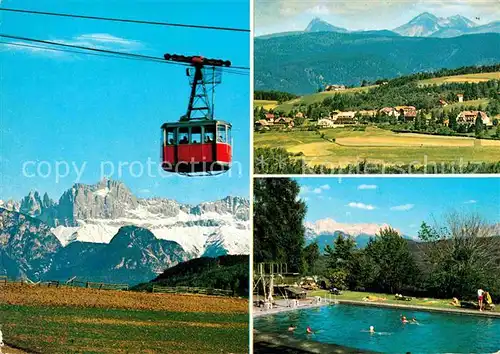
left=0, top=34, right=249, bottom=72
left=0, top=7, right=250, bottom=33
left=0, top=41, right=166, bottom=63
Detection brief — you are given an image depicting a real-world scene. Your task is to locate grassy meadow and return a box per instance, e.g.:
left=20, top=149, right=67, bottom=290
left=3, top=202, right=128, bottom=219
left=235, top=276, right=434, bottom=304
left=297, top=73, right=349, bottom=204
left=273, top=86, right=377, bottom=112
left=254, top=126, right=500, bottom=168
left=418, top=72, right=500, bottom=86
left=0, top=284, right=249, bottom=354
left=308, top=290, right=500, bottom=314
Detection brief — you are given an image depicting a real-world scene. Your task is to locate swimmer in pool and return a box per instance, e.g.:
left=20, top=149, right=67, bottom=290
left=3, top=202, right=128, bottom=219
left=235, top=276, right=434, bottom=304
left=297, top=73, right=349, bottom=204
left=306, top=326, right=314, bottom=334
left=369, top=326, right=375, bottom=333
left=401, top=316, right=409, bottom=323
left=288, top=324, right=296, bottom=332
left=411, top=317, right=418, bottom=324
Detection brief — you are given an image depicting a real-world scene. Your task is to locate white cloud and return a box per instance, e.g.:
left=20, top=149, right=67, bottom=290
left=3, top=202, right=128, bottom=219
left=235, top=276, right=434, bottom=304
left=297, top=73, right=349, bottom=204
left=307, top=4, right=330, bottom=16
left=358, top=184, right=377, bottom=190
left=302, top=184, right=330, bottom=195
left=300, top=186, right=312, bottom=195
left=347, top=202, right=375, bottom=210
left=390, top=204, right=414, bottom=211
left=464, top=200, right=477, bottom=204
left=3, top=33, right=142, bottom=57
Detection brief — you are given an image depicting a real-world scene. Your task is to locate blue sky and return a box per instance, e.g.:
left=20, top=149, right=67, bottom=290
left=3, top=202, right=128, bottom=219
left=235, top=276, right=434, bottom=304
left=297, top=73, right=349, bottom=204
left=255, top=0, right=500, bottom=36
left=0, top=0, right=250, bottom=205
left=297, top=177, right=500, bottom=238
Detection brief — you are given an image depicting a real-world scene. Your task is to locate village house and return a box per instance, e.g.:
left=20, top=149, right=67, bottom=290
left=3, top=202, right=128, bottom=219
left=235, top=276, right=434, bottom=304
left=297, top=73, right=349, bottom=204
left=324, top=84, right=346, bottom=92
left=264, top=113, right=275, bottom=122
left=358, top=110, right=377, bottom=117
left=456, top=111, right=492, bottom=126
left=294, top=112, right=304, bottom=119
left=379, top=107, right=400, bottom=117
left=457, top=93, right=464, bottom=103
left=317, top=118, right=335, bottom=128
left=395, top=106, right=417, bottom=121
left=274, top=117, right=294, bottom=128
left=254, top=119, right=272, bottom=130
left=330, top=111, right=357, bottom=124
left=439, top=99, right=448, bottom=106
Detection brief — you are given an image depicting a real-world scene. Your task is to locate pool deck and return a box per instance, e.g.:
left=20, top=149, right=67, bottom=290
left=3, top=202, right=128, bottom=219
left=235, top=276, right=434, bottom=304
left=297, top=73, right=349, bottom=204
left=254, top=330, right=380, bottom=354
left=253, top=299, right=326, bottom=318
left=253, top=297, right=500, bottom=319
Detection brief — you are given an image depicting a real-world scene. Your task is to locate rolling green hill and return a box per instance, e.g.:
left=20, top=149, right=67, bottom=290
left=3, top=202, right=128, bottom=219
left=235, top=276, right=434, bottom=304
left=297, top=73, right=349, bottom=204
left=255, top=31, right=500, bottom=94
left=134, top=255, right=249, bottom=297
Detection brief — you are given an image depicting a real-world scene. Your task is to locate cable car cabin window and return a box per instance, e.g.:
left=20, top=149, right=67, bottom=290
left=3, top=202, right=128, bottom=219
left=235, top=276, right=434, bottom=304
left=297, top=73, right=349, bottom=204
left=217, top=125, right=227, bottom=143
left=227, top=126, right=232, bottom=144
left=166, top=128, right=176, bottom=145
left=178, top=127, right=189, bottom=144
left=204, top=126, right=215, bottom=143
left=191, top=126, right=202, bottom=144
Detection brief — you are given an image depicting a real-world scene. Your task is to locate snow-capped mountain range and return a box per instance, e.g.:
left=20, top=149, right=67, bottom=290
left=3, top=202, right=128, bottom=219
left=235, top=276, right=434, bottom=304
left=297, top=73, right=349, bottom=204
left=14, top=179, right=250, bottom=257
left=304, top=218, right=404, bottom=251
left=303, top=13, right=499, bottom=38
left=0, top=180, right=249, bottom=283
left=305, top=218, right=392, bottom=240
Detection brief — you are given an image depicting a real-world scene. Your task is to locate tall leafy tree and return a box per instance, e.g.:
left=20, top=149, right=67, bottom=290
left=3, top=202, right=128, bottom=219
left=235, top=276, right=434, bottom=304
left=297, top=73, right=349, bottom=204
left=365, top=227, right=418, bottom=293
left=253, top=178, right=307, bottom=272
left=418, top=213, right=500, bottom=298
left=303, top=242, right=320, bottom=274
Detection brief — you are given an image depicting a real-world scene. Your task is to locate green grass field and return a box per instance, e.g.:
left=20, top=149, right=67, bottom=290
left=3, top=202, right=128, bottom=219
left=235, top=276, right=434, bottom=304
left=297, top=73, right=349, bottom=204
left=254, top=126, right=500, bottom=167
left=418, top=72, right=500, bottom=86
left=308, top=290, right=500, bottom=313
left=274, top=86, right=377, bottom=113
left=0, top=304, right=248, bottom=354
left=442, top=98, right=490, bottom=111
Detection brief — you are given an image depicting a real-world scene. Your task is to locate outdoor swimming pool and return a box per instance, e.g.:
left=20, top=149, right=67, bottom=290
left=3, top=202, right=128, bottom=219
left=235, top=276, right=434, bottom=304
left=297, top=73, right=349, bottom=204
left=254, top=304, right=500, bottom=353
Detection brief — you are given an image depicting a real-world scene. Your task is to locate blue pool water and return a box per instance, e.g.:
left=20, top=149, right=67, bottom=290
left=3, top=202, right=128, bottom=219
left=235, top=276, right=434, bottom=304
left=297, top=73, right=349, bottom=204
left=254, top=304, right=500, bottom=353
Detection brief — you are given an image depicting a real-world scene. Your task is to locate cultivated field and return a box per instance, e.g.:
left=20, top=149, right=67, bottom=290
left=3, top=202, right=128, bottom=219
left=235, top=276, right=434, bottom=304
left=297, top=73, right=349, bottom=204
left=418, top=71, right=500, bottom=86
left=275, top=85, right=377, bottom=113
left=0, top=283, right=249, bottom=354
left=254, top=99, right=279, bottom=110
left=254, top=127, right=500, bottom=168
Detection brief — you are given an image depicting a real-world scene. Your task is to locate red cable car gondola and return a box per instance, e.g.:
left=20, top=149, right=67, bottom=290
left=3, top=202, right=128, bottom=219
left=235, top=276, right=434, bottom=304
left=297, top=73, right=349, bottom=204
left=161, top=54, right=232, bottom=175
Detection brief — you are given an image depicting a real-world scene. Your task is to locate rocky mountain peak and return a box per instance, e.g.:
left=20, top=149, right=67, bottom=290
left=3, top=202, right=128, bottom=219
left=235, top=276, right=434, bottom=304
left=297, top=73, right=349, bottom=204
left=305, top=17, right=349, bottom=33
left=193, top=196, right=250, bottom=221
left=20, top=190, right=43, bottom=216
left=109, top=225, right=156, bottom=247
left=0, top=199, right=20, bottom=212
left=56, top=179, right=138, bottom=225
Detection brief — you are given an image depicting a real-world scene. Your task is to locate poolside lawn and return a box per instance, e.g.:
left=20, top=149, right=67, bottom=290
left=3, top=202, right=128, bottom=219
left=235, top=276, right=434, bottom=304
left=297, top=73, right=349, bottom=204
left=308, top=290, right=500, bottom=313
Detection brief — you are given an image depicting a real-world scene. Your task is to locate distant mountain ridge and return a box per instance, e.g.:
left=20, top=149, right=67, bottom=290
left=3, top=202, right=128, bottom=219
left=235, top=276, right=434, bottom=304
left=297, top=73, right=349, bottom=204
left=259, top=13, right=499, bottom=39
left=255, top=31, right=500, bottom=93
left=305, top=218, right=413, bottom=252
